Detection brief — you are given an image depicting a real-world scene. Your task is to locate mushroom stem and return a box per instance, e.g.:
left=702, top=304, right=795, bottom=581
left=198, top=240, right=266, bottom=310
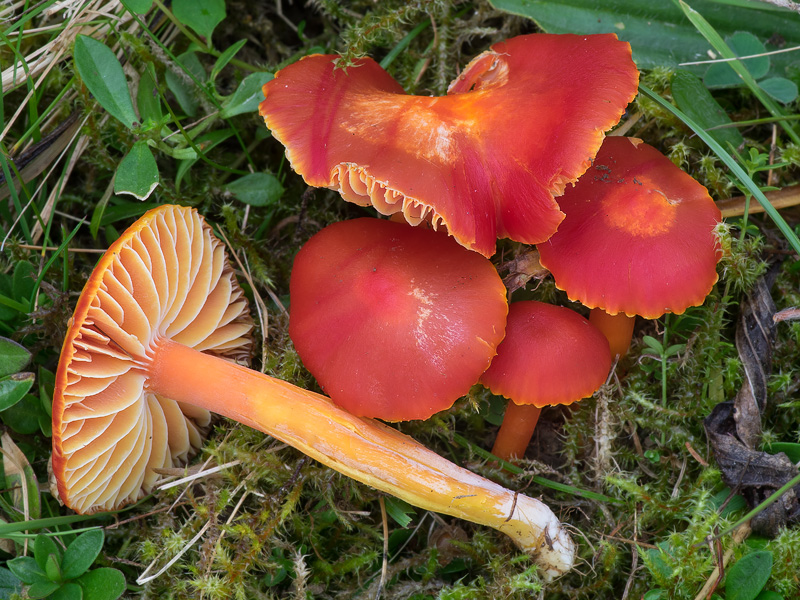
left=148, top=338, right=575, bottom=579
left=491, top=403, right=542, bottom=462
left=589, top=309, right=635, bottom=358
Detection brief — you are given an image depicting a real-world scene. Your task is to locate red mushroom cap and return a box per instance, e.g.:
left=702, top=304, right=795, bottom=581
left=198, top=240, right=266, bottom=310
left=289, top=218, right=508, bottom=421
left=260, top=33, right=639, bottom=257
left=480, top=301, right=611, bottom=407
left=538, top=137, right=723, bottom=319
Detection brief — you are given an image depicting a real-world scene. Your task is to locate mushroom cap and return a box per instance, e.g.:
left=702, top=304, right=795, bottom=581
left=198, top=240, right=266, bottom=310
left=52, top=205, right=253, bottom=514
left=289, top=218, right=508, bottom=421
left=538, top=137, right=723, bottom=319
left=259, top=33, right=639, bottom=257
left=480, top=301, right=611, bottom=407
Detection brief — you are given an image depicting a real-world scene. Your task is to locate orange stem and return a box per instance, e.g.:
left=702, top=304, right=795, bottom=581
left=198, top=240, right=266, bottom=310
left=491, top=402, right=542, bottom=462
left=148, top=338, right=575, bottom=578
left=589, top=308, right=635, bottom=358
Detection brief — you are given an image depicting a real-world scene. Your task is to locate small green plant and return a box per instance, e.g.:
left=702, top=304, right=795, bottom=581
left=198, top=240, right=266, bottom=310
left=703, top=32, right=798, bottom=104
left=6, top=530, right=125, bottom=600
left=0, top=337, right=34, bottom=416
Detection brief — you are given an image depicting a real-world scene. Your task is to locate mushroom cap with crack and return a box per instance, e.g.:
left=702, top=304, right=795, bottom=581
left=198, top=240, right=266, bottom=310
left=289, top=218, right=508, bottom=421
left=538, top=137, right=723, bottom=319
left=52, top=205, right=253, bottom=513
left=480, top=301, right=611, bottom=407
left=259, top=33, right=639, bottom=257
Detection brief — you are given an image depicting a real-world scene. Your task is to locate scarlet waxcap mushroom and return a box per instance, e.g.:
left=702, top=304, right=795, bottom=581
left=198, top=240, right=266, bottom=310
left=52, top=205, right=576, bottom=578
left=53, top=206, right=254, bottom=513
left=289, top=218, right=508, bottom=421
left=481, top=301, right=611, bottom=461
left=259, top=33, right=639, bottom=257
left=537, top=137, right=722, bottom=356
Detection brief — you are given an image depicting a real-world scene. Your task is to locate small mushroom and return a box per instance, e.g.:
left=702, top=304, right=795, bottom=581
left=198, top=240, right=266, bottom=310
left=52, top=205, right=576, bottom=579
left=481, top=301, right=612, bottom=461
left=538, top=137, right=723, bottom=357
left=289, top=218, right=508, bottom=421
left=259, top=33, right=639, bottom=257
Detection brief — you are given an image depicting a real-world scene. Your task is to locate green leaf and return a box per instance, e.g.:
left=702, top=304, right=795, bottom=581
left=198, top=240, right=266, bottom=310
left=0, top=337, right=31, bottom=377
left=0, top=372, right=35, bottom=412
left=642, top=335, right=664, bottom=353
left=759, top=77, right=798, bottom=103
left=0, top=567, right=23, bottom=597
left=7, top=556, right=47, bottom=585
left=164, top=51, right=205, bottom=117
left=35, top=534, right=62, bottom=572
left=27, top=579, right=62, bottom=599
left=3, top=392, right=45, bottom=434
left=643, top=590, right=668, bottom=600
left=725, top=550, right=773, bottom=600
left=77, top=568, right=126, bottom=600
left=489, top=0, right=800, bottom=75
left=136, top=67, right=163, bottom=128
left=61, top=530, right=104, bottom=580
left=225, top=172, right=284, bottom=206
left=671, top=69, right=744, bottom=149
left=121, top=0, right=152, bottom=14
left=12, top=261, right=36, bottom=302
left=0, top=274, right=17, bottom=321
left=384, top=497, right=416, bottom=528
left=50, top=582, right=83, bottom=600
left=172, top=0, right=226, bottom=41
left=704, top=31, right=769, bottom=88
left=764, top=442, right=800, bottom=463
left=45, top=553, right=62, bottom=584
left=40, top=367, right=55, bottom=418
left=755, top=591, right=784, bottom=600
left=220, top=71, right=274, bottom=118
left=73, top=35, right=138, bottom=129
left=211, top=39, right=247, bottom=82
left=114, top=141, right=159, bottom=200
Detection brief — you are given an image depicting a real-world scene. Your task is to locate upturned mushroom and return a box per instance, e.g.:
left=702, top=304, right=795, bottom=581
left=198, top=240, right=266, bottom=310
left=52, top=205, right=575, bottom=579
left=537, top=137, right=723, bottom=357
left=481, top=301, right=612, bottom=461
left=259, top=33, right=639, bottom=257
left=289, top=217, right=507, bottom=421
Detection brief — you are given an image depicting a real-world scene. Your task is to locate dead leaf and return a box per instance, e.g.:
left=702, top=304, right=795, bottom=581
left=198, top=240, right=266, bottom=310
left=704, top=264, right=800, bottom=536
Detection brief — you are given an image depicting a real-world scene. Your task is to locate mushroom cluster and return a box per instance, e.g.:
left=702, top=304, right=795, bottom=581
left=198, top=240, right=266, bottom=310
left=52, top=205, right=576, bottom=579
left=255, top=31, right=723, bottom=573
left=52, top=31, right=726, bottom=585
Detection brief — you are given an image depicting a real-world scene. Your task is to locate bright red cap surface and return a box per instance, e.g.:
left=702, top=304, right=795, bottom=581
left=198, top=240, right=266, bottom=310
left=289, top=218, right=508, bottom=421
left=260, top=33, right=639, bottom=257
left=480, top=301, right=611, bottom=407
left=538, top=137, right=723, bottom=319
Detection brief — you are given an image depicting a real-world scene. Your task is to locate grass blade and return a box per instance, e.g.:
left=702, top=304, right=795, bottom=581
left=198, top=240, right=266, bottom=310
left=451, top=433, right=623, bottom=504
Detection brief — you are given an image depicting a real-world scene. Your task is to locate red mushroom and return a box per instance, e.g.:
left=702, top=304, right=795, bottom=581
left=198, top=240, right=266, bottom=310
left=289, top=217, right=508, bottom=421
left=481, top=301, right=612, bottom=461
left=52, top=205, right=576, bottom=578
left=538, top=137, right=723, bottom=357
left=259, top=33, right=639, bottom=257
